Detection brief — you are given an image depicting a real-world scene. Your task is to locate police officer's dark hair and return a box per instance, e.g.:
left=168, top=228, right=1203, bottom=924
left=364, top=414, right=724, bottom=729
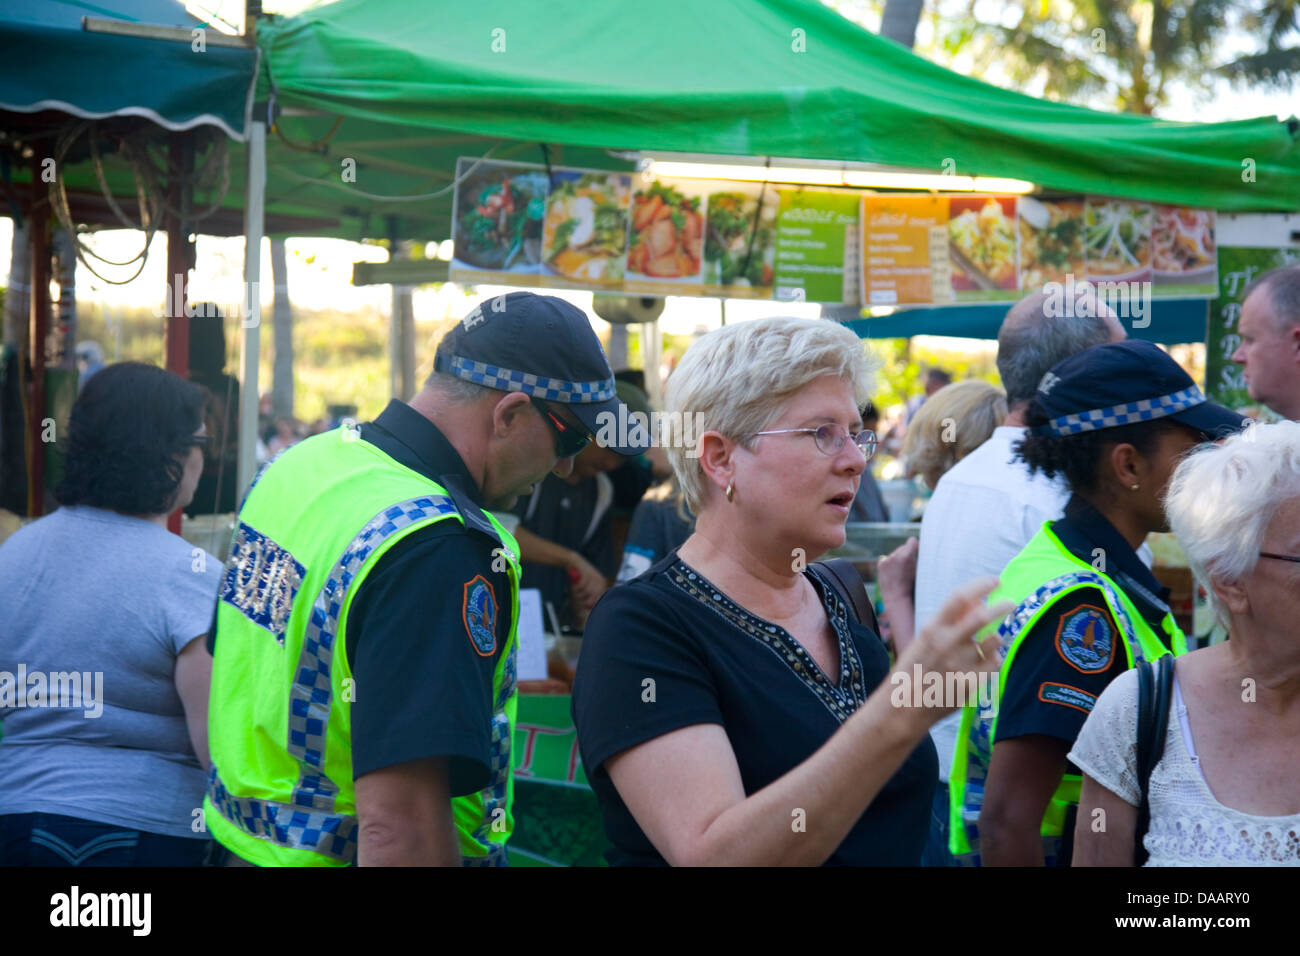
left=1014, top=396, right=1190, bottom=494
left=56, top=361, right=206, bottom=515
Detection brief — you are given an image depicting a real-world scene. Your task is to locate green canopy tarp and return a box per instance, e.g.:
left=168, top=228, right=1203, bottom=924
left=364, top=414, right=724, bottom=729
left=0, top=0, right=257, bottom=140
left=244, top=0, right=1300, bottom=241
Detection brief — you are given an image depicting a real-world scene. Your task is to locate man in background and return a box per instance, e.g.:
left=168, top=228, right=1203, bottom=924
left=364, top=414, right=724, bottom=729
left=1232, top=262, right=1300, bottom=420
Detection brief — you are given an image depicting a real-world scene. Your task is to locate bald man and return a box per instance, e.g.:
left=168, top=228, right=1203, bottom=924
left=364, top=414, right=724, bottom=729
left=912, top=287, right=1125, bottom=867
left=1232, top=264, right=1300, bottom=420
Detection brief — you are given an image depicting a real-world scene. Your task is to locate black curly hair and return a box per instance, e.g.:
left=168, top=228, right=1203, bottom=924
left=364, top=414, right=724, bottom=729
left=1015, top=396, right=1196, bottom=495
left=56, top=362, right=207, bottom=515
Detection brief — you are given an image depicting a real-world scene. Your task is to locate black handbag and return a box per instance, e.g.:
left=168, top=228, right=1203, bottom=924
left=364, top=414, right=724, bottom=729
left=1133, top=653, right=1175, bottom=866
left=812, top=558, right=881, bottom=637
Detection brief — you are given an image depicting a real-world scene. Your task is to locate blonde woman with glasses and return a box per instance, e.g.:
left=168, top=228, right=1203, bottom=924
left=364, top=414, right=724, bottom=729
left=572, top=317, right=1010, bottom=866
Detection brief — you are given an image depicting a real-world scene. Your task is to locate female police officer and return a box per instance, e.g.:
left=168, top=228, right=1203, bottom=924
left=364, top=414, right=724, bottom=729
left=948, top=340, right=1246, bottom=866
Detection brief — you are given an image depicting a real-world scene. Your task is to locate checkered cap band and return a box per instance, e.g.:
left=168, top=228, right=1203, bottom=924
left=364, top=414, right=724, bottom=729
left=1045, top=385, right=1205, bottom=436
left=443, top=354, right=615, bottom=403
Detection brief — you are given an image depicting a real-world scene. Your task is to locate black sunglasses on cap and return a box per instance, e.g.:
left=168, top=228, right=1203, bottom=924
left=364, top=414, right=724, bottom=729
left=530, top=396, right=591, bottom=458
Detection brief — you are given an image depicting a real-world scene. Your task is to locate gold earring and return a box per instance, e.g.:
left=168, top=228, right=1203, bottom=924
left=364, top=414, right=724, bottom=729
left=725, top=481, right=735, bottom=502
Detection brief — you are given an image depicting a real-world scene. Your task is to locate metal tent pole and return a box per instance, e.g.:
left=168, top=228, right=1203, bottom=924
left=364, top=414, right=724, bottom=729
left=236, top=119, right=266, bottom=502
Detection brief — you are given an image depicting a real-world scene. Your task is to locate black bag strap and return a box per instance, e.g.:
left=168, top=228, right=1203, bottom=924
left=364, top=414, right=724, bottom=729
left=812, top=558, right=881, bottom=637
left=1133, top=653, right=1175, bottom=866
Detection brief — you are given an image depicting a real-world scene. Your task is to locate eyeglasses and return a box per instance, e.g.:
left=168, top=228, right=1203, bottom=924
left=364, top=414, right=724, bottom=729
left=753, top=423, right=877, bottom=460
left=1259, top=552, right=1300, bottom=564
left=190, top=434, right=212, bottom=448
left=530, top=396, right=591, bottom=459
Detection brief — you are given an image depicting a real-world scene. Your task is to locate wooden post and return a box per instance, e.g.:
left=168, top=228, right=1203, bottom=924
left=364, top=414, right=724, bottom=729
left=164, top=133, right=194, bottom=535
left=26, top=152, right=51, bottom=517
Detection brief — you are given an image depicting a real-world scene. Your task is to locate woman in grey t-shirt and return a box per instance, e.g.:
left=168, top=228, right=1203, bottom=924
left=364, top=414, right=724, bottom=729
left=0, top=362, right=221, bottom=866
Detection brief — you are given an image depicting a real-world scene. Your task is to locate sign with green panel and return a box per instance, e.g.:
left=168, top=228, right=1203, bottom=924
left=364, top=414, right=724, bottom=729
left=764, top=188, right=860, bottom=304
left=1206, top=246, right=1300, bottom=409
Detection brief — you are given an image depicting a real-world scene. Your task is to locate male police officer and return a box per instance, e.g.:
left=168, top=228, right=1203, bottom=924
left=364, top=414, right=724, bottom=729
left=204, top=292, right=648, bottom=866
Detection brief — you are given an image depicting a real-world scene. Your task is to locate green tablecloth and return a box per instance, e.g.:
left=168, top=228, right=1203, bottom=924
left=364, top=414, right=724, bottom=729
left=508, top=694, right=609, bottom=867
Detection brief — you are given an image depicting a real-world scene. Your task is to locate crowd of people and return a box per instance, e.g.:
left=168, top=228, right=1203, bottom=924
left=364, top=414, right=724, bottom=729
left=1, top=265, right=1298, bottom=867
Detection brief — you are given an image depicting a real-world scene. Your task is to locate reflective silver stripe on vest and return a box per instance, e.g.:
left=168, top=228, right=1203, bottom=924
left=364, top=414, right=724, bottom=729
left=208, top=765, right=359, bottom=864
left=287, top=494, right=460, bottom=814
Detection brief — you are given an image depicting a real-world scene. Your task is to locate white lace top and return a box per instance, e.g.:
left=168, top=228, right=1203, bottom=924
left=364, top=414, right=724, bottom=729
left=1069, top=667, right=1300, bottom=866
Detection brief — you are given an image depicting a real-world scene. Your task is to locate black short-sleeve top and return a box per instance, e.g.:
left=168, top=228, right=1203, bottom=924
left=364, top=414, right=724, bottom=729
left=571, top=552, right=937, bottom=866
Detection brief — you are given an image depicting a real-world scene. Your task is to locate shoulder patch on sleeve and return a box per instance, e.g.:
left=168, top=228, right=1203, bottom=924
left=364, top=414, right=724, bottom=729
left=463, top=574, right=498, bottom=657
left=1038, top=681, right=1098, bottom=714
left=1053, top=603, right=1117, bottom=673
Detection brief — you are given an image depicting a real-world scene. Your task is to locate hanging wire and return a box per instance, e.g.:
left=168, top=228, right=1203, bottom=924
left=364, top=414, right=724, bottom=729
left=49, top=122, right=160, bottom=284
left=47, top=121, right=233, bottom=285
left=274, top=114, right=344, bottom=153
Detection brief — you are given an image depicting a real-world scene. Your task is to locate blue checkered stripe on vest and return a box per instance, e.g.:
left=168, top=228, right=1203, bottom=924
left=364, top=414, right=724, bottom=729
left=462, top=647, right=516, bottom=867
left=207, top=765, right=359, bottom=863
left=1047, top=385, right=1204, bottom=435
left=956, top=569, right=1143, bottom=865
left=286, top=494, right=461, bottom=820
left=210, top=494, right=460, bottom=863
left=444, top=353, right=615, bottom=402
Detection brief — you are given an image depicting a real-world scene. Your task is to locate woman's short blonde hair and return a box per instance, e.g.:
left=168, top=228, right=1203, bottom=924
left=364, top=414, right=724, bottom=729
left=901, top=380, right=1007, bottom=484
left=665, top=317, right=876, bottom=514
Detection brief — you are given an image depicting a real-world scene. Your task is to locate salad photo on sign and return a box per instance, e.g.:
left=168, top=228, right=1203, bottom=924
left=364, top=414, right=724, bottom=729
left=703, top=186, right=776, bottom=297
left=542, top=170, right=632, bottom=285
left=1018, top=198, right=1084, bottom=289
left=625, top=180, right=706, bottom=286
left=948, top=196, right=1019, bottom=299
left=1152, top=205, right=1217, bottom=293
left=1084, top=199, right=1153, bottom=281
left=451, top=159, right=549, bottom=275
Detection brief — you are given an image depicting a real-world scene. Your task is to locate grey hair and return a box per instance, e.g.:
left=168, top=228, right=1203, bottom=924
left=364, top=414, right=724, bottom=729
left=1243, top=262, right=1300, bottom=333
left=665, top=317, right=878, bottom=514
left=424, top=368, right=496, bottom=405
left=997, top=290, right=1118, bottom=407
left=1165, top=420, right=1300, bottom=629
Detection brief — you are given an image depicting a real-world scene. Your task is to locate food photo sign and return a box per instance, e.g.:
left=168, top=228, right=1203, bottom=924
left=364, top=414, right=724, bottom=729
left=449, top=156, right=1219, bottom=306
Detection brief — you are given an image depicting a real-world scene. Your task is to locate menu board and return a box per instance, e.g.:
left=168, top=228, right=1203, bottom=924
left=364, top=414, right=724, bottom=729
left=948, top=196, right=1018, bottom=301
left=862, top=195, right=951, bottom=306
left=622, top=179, right=709, bottom=296
left=702, top=182, right=778, bottom=299
left=448, top=156, right=1220, bottom=307
left=1205, top=246, right=1300, bottom=410
left=773, top=188, right=859, bottom=303
left=449, top=158, right=550, bottom=282
left=538, top=168, right=633, bottom=289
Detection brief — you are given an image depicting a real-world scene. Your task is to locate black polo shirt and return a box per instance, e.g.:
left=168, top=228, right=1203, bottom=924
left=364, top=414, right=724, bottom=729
left=340, top=401, right=514, bottom=794
left=995, top=494, right=1174, bottom=751
left=512, top=473, right=618, bottom=627
left=572, top=551, right=937, bottom=866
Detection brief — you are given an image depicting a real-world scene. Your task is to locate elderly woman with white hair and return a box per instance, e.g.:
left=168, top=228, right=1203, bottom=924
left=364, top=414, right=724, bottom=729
left=571, top=317, right=1011, bottom=866
left=1071, top=420, right=1300, bottom=866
